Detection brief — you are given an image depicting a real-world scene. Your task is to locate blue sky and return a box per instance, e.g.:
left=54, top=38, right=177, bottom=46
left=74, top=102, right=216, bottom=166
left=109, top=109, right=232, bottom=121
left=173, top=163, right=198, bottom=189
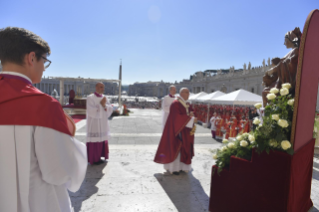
left=0, top=0, right=317, bottom=85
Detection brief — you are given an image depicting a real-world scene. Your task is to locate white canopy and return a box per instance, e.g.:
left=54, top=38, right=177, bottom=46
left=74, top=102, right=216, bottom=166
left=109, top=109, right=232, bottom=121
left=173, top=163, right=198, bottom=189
left=195, top=91, right=225, bottom=102
left=209, top=89, right=262, bottom=105
left=188, top=92, right=207, bottom=101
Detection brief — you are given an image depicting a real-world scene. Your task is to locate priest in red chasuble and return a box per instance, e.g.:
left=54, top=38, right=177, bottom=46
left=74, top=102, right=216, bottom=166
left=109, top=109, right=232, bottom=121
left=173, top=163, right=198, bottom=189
left=154, top=88, right=197, bottom=175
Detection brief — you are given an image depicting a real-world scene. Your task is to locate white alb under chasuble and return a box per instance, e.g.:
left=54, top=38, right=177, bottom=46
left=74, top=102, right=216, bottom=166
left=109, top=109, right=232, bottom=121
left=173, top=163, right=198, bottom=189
left=161, top=95, right=176, bottom=130
left=0, top=126, right=87, bottom=212
left=86, top=94, right=113, bottom=142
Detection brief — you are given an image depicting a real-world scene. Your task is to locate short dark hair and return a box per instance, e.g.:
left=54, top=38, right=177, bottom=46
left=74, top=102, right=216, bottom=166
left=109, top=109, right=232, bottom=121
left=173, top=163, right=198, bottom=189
left=0, top=27, right=51, bottom=65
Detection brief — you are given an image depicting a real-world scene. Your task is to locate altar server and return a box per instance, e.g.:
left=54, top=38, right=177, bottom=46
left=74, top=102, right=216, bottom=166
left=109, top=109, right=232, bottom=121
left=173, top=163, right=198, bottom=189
left=86, top=82, right=113, bottom=165
left=161, top=85, right=176, bottom=130
left=0, top=27, right=87, bottom=212
left=154, top=88, right=197, bottom=175
left=210, top=112, right=217, bottom=139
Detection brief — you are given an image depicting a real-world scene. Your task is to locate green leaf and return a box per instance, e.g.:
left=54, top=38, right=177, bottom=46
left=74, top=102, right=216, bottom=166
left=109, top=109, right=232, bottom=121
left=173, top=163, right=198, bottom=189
left=286, top=148, right=294, bottom=155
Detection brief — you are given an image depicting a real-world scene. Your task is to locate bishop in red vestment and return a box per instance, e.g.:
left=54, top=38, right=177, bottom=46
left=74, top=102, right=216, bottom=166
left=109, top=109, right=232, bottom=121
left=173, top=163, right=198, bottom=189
left=154, top=88, right=197, bottom=175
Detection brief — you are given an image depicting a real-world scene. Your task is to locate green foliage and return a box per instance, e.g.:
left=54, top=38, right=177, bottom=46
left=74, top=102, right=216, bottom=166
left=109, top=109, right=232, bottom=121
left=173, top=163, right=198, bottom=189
left=212, top=86, right=295, bottom=175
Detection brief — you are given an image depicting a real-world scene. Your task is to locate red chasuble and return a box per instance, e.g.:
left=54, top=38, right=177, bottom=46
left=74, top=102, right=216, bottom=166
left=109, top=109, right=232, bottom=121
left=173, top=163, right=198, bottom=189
left=0, top=75, right=72, bottom=136
left=154, top=100, right=194, bottom=165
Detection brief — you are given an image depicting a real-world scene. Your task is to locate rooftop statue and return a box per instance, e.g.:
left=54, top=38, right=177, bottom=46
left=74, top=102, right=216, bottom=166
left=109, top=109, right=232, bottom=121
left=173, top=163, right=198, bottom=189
left=262, top=27, right=302, bottom=106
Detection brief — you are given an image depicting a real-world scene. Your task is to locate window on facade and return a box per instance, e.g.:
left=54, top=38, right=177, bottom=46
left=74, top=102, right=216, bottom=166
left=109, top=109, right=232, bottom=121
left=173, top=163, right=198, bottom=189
left=251, top=88, right=254, bottom=93
left=211, top=89, right=215, bottom=92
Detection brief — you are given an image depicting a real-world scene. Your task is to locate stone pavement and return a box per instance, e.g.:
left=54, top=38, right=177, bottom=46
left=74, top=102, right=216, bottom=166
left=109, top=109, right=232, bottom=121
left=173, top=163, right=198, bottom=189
left=71, top=109, right=319, bottom=212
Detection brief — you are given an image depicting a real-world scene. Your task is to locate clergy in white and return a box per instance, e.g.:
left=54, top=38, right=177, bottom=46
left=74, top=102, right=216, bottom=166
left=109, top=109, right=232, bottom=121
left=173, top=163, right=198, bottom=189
left=0, top=27, right=87, bottom=212
left=86, top=82, right=113, bottom=165
left=161, top=85, right=176, bottom=130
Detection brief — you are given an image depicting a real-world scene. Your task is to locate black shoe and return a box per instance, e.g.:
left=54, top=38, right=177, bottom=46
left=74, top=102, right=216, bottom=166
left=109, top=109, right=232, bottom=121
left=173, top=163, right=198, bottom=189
left=173, top=171, right=180, bottom=175
left=93, top=160, right=104, bottom=165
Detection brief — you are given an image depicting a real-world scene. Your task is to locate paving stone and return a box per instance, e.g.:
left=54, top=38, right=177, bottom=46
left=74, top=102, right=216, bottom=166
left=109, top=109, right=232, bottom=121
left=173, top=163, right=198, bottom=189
left=71, top=108, right=319, bottom=212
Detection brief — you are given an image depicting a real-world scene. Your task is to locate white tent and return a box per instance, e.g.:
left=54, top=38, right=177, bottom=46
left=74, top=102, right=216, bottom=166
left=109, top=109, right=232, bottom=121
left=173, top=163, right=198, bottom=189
left=195, top=91, right=225, bottom=102
left=209, top=89, right=262, bottom=105
left=188, top=92, right=207, bottom=101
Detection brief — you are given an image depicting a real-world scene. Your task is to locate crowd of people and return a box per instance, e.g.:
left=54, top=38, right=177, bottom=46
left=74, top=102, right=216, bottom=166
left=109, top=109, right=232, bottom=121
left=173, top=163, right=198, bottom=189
left=209, top=106, right=260, bottom=141
left=192, top=103, right=260, bottom=141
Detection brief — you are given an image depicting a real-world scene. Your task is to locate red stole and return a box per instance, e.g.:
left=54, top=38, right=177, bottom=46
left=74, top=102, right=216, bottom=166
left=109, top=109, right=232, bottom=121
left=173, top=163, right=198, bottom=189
left=154, top=100, right=194, bottom=164
left=0, top=76, right=72, bottom=136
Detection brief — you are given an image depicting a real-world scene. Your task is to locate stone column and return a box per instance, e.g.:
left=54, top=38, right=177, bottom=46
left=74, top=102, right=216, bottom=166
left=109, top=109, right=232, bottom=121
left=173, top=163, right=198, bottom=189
left=59, top=79, right=64, bottom=105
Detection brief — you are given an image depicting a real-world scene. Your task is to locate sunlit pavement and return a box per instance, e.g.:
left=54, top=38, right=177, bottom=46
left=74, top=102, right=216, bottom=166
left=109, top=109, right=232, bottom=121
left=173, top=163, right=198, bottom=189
left=70, top=109, right=319, bottom=212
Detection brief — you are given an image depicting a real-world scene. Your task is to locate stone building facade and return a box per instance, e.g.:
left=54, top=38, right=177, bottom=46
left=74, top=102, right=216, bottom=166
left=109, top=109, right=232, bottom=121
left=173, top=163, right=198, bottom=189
left=31, top=77, right=118, bottom=97
left=128, top=81, right=172, bottom=97
left=128, top=60, right=271, bottom=98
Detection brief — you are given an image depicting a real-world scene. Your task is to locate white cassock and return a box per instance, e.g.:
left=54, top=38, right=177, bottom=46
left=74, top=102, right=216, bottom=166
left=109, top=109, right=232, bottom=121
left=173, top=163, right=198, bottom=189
left=0, top=126, right=87, bottom=212
left=86, top=94, right=113, bottom=143
left=161, top=95, right=176, bottom=130
left=164, top=97, right=194, bottom=173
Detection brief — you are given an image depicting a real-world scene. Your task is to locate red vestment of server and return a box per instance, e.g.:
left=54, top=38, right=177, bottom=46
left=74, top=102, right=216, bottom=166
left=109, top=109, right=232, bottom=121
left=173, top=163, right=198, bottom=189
left=154, top=100, right=194, bottom=165
left=0, top=75, right=72, bottom=136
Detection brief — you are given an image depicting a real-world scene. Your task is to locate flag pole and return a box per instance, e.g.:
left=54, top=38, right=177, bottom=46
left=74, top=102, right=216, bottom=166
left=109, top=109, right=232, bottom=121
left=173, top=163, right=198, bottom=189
left=118, top=60, right=122, bottom=108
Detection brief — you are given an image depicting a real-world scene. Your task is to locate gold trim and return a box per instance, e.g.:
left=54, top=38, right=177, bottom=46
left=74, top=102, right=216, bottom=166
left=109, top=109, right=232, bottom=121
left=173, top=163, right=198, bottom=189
left=290, top=10, right=317, bottom=147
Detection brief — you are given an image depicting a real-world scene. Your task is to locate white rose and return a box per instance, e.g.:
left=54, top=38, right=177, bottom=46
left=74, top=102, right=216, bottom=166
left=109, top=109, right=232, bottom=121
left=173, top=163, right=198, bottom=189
left=267, top=93, right=276, bottom=100
left=281, top=140, right=291, bottom=150
left=269, top=88, right=279, bottom=94
left=221, top=146, right=228, bottom=152
left=240, top=140, right=248, bottom=147
left=282, top=83, right=291, bottom=89
left=253, top=118, right=261, bottom=125
left=257, top=124, right=262, bottom=130
left=213, top=154, right=218, bottom=159
left=278, top=119, right=289, bottom=128
left=236, top=135, right=243, bottom=141
left=280, top=88, right=289, bottom=96
left=248, top=135, right=255, bottom=142
left=272, top=114, right=280, bottom=121
left=254, top=103, right=262, bottom=109
left=222, top=139, right=228, bottom=143
left=227, top=142, right=235, bottom=149
left=287, top=99, right=294, bottom=106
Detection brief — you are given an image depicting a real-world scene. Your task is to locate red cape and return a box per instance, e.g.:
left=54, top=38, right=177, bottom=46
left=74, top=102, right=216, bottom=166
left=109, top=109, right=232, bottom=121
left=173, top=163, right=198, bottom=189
left=0, top=75, right=72, bottom=136
left=154, top=100, right=195, bottom=164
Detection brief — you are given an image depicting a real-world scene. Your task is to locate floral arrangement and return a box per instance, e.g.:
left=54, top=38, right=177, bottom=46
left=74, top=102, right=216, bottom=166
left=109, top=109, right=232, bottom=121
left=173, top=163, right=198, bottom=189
left=212, top=83, right=295, bottom=175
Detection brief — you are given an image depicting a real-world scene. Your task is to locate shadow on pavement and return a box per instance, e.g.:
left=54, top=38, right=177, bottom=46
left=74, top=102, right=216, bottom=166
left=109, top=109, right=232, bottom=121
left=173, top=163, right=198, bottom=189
left=154, top=170, right=209, bottom=212
left=69, top=162, right=107, bottom=212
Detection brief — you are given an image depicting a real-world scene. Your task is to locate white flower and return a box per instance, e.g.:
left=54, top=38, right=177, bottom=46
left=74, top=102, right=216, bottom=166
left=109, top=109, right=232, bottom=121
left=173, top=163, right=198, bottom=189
left=219, top=162, right=223, bottom=166
left=248, top=135, right=255, bottom=142
left=288, top=99, right=294, bottom=106
left=221, top=146, right=228, bottom=152
left=257, top=124, right=262, bottom=129
left=272, top=114, right=280, bottom=121
left=278, top=119, right=289, bottom=128
left=236, top=135, right=243, bottom=141
left=281, top=140, right=291, bottom=150
left=280, top=88, right=289, bottom=96
left=213, top=154, right=218, bottom=159
left=269, top=88, right=279, bottom=94
left=222, top=139, right=228, bottom=143
left=240, top=140, right=248, bottom=147
left=282, top=83, right=291, bottom=89
left=227, top=142, right=235, bottom=149
left=253, top=118, right=261, bottom=125
left=267, top=93, right=276, bottom=100
left=254, top=103, right=262, bottom=109
left=314, top=127, right=318, bottom=133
